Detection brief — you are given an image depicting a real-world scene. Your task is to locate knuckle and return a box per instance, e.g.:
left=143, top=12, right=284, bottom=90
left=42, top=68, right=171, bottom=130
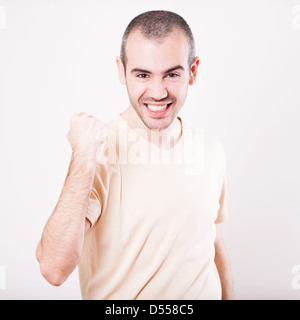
left=71, top=112, right=83, bottom=122
left=70, top=112, right=91, bottom=126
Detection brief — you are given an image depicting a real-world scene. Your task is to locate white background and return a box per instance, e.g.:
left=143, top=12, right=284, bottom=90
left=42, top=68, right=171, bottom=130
left=0, top=0, right=299, bottom=299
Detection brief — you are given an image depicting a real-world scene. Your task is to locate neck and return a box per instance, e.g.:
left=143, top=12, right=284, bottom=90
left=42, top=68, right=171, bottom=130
left=120, top=105, right=182, bottom=149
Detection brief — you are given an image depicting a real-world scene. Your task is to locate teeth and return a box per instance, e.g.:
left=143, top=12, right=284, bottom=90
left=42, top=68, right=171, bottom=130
left=147, top=104, right=168, bottom=112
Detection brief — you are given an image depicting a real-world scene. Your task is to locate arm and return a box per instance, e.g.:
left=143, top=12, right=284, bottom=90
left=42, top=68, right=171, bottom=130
left=36, top=113, right=108, bottom=286
left=36, top=153, right=95, bottom=286
left=214, top=224, right=234, bottom=300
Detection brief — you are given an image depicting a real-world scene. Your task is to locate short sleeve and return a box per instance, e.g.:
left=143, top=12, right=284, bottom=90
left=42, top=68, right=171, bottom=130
left=215, top=168, right=229, bottom=224
left=215, top=144, right=229, bottom=224
left=86, top=142, right=112, bottom=227
left=86, top=163, right=105, bottom=227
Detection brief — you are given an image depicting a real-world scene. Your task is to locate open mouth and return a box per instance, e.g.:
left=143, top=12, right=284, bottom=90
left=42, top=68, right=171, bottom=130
left=144, top=103, right=173, bottom=117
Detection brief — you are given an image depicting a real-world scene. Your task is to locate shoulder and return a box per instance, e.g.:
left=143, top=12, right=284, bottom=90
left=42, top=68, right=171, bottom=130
left=204, top=132, right=226, bottom=158
left=182, top=118, right=225, bottom=152
left=182, top=118, right=226, bottom=166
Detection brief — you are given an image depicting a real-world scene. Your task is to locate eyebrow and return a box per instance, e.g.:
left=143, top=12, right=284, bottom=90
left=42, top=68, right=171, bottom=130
left=130, top=65, right=185, bottom=74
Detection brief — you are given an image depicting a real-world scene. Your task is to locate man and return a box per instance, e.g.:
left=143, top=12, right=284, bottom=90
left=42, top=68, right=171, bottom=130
left=36, top=10, right=234, bottom=300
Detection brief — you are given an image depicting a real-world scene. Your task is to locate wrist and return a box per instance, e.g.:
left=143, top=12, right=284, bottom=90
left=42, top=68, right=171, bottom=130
left=71, top=149, right=98, bottom=172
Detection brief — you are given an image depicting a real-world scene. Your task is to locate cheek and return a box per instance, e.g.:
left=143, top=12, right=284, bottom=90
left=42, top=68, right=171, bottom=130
left=167, top=81, right=188, bottom=101
left=126, top=80, right=147, bottom=101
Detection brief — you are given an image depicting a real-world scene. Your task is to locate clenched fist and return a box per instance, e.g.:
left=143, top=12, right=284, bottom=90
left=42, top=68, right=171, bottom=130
left=67, top=113, right=109, bottom=161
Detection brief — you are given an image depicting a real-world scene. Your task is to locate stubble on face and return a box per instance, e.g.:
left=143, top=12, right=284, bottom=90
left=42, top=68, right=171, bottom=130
left=123, top=28, right=191, bottom=132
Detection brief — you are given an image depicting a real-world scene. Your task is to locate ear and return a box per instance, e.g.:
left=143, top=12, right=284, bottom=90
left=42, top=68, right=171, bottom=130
left=116, top=56, right=126, bottom=85
left=189, top=56, right=200, bottom=85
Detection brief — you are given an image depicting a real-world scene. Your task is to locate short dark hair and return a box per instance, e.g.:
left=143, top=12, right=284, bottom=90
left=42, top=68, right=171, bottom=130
left=120, top=10, right=195, bottom=70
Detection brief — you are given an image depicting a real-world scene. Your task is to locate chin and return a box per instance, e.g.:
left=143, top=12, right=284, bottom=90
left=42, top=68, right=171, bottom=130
left=143, top=117, right=174, bottom=131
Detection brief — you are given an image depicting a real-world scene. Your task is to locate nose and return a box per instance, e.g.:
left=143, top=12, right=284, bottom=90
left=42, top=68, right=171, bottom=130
left=148, top=78, right=168, bottom=101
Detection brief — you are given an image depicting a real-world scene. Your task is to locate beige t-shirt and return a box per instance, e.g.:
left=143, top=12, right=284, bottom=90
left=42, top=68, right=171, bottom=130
left=78, top=113, right=228, bottom=300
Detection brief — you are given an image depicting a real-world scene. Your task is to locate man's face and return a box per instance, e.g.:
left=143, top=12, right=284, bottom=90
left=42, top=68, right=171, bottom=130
left=117, top=28, right=199, bottom=131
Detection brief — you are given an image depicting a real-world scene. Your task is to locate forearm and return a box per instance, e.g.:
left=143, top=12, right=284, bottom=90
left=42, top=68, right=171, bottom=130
left=215, top=246, right=234, bottom=299
left=36, top=151, right=96, bottom=285
left=214, top=225, right=234, bottom=300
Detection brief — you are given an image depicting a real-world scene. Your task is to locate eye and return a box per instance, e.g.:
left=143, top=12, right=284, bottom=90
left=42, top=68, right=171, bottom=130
left=137, top=73, right=149, bottom=79
left=167, top=73, right=179, bottom=78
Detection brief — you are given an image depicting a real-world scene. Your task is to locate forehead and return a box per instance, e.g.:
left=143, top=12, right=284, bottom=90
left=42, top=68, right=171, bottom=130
left=125, top=28, right=190, bottom=71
